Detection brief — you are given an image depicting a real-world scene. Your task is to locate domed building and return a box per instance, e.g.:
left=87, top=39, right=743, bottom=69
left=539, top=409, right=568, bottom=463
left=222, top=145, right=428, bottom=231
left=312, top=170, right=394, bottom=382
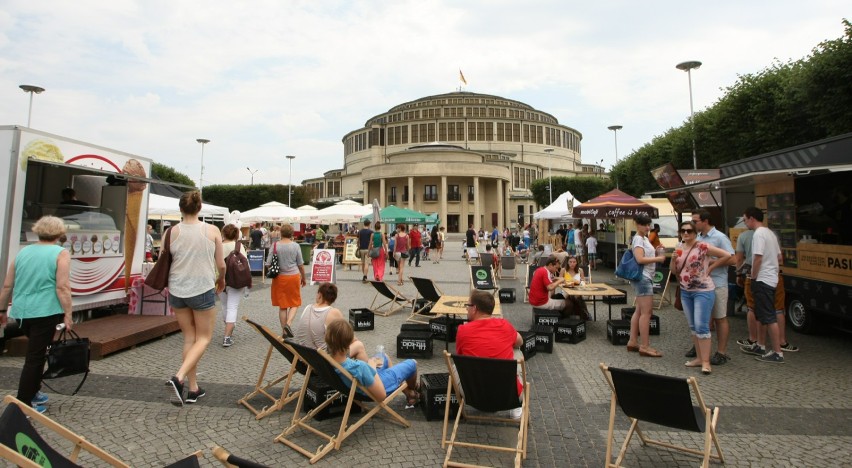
left=303, top=91, right=602, bottom=232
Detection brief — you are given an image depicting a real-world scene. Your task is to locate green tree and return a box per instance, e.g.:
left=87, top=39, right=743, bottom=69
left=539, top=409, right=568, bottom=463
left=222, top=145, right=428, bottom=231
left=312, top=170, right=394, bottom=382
left=151, top=162, right=195, bottom=187
left=201, top=184, right=309, bottom=212
left=531, top=176, right=614, bottom=207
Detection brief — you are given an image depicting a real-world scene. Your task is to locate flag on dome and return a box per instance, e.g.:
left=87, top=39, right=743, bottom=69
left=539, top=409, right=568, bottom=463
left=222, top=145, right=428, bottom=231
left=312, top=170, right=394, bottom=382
left=459, top=69, right=467, bottom=85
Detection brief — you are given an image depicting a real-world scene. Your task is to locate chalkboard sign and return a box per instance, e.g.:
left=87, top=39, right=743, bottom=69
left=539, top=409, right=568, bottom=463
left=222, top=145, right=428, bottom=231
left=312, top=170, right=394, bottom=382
left=342, top=236, right=360, bottom=265
left=247, top=249, right=265, bottom=274
left=470, top=265, right=496, bottom=291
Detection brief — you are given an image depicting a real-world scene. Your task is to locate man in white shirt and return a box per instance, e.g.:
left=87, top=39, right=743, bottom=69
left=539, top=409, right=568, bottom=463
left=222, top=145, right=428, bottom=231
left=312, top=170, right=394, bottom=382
left=740, top=207, right=784, bottom=364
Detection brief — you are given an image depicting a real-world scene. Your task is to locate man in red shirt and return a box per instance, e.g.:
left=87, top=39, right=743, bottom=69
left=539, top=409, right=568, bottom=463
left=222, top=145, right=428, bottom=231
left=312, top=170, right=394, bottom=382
left=456, top=290, right=523, bottom=396
left=528, top=255, right=568, bottom=312
left=408, top=223, right=423, bottom=267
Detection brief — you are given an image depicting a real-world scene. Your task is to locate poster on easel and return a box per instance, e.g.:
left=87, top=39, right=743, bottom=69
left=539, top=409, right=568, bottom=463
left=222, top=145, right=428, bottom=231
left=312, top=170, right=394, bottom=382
left=342, top=236, right=360, bottom=266
left=310, top=249, right=336, bottom=285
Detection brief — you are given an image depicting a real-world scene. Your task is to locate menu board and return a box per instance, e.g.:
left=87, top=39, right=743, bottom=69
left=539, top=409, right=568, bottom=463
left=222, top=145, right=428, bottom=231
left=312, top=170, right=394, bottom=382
left=342, top=236, right=360, bottom=265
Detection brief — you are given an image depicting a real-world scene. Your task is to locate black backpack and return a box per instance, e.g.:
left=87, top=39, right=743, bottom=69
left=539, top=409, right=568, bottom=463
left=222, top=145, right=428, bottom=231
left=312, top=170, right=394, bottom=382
left=225, top=242, right=253, bottom=289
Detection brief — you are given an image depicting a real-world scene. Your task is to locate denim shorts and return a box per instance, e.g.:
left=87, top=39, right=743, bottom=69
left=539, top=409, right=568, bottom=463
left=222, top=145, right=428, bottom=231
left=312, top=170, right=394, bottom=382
left=169, top=288, right=216, bottom=311
left=631, top=277, right=653, bottom=297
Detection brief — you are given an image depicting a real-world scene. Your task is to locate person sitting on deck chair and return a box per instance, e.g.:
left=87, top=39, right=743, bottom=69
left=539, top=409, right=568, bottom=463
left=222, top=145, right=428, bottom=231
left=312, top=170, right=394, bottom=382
left=326, top=319, right=421, bottom=406
left=293, top=282, right=369, bottom=362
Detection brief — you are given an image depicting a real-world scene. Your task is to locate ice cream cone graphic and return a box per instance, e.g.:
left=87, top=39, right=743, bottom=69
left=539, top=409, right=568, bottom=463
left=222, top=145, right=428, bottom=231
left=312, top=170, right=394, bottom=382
left=123, top=159, right=147, bottom=290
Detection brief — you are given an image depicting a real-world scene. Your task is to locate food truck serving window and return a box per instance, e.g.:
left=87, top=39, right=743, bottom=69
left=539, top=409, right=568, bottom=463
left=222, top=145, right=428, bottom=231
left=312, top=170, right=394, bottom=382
left=794, top=171, right=851, bottom=246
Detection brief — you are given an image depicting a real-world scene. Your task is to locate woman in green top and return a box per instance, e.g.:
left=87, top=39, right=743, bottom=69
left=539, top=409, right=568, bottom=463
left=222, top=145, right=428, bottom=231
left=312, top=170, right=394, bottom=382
left=0, top=216, right=73, bottom=413
left=370, top=222, right=388, bottom=281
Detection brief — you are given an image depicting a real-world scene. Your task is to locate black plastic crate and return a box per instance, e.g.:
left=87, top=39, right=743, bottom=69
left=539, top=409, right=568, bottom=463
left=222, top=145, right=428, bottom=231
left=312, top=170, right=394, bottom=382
left=531, top=325, right=554, bottom=353
left=397, top=331, right=433, bottom=358
left=555, top=318, right=586, bottom=344
left=303, top=375, right=362, bottom=421
left=401, top=323, right=431, bottom=332
left=348, top=308, right=374, bottom=331
left=619, top=308, right=660, bottom=335
left=606, top=319, right=631, bottom=345
left=499, top=288, right=516, bottom=303
left=532, top=308, right=561, bottom=327
left=521, top=331, right=537, bottom=360
left=420, top=373, right=460, bottom=421
left=429, top=316, right=465, bottom=342
left=602, top=289, right=628, bottom=305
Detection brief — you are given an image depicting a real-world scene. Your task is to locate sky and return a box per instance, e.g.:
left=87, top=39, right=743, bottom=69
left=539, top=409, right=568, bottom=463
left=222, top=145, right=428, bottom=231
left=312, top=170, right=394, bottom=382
left=0, top=0, right=846, bottom=193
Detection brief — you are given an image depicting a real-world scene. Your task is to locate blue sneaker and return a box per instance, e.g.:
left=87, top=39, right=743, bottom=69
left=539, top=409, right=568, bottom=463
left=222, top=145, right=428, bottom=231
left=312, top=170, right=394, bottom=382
left=32, top=404, right=47, bottom=414
left=32, top=391, right=49, bottom=405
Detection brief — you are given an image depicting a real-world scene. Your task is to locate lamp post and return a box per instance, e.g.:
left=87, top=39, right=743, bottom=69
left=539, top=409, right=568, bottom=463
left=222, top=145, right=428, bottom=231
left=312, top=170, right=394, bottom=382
left=544, top=148, right=554, bottom=204
left=286, top=155, right=296, bottom=206
left=196, top=139, right=210, bottom=194
left=676, top=60, right=702, bottom=169
left=246, top=167, right=258, bottom=185
left=607, top=125, right=622, bottom=188
left=19, top=85, right=46, bottom=127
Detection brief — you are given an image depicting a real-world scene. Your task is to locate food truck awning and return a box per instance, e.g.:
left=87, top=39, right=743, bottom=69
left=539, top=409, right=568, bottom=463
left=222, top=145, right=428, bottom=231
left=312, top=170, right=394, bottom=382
left=648, top=163, right=852, bottom=195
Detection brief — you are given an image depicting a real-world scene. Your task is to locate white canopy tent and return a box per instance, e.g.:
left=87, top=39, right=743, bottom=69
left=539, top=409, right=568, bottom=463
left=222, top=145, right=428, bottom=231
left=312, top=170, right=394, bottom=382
left=147, top=193, right=230, bottom=221
left=239, top=201, right=300, bottom=223
left=534, top=191, right=580, bottom=220
left=307, top=199, right=372, bottom=224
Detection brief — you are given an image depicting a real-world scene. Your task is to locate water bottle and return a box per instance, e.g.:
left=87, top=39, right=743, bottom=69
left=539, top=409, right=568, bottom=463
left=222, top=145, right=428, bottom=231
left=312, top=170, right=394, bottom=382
left=374, top=345, right=385, bottom=369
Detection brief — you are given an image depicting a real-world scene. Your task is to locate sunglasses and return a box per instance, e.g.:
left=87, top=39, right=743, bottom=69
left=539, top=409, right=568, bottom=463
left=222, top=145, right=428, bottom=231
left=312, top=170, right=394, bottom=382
left=464, top=303, right=474, bottom=307
left=680, top=228, right=695, bottom=234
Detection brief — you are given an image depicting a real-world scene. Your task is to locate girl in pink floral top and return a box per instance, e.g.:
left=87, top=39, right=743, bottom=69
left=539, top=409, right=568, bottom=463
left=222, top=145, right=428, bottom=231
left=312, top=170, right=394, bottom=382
left=672, top=220, right=733, bottom=375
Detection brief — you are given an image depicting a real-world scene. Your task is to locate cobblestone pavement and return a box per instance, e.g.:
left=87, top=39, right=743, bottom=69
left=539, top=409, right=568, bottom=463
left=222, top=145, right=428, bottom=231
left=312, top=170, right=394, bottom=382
left=2, top=238, right=851, bottom=467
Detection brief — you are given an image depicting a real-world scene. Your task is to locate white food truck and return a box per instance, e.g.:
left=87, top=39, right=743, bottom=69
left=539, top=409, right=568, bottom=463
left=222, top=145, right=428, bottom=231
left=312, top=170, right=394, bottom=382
left=1, top=126, right=153, bottom=319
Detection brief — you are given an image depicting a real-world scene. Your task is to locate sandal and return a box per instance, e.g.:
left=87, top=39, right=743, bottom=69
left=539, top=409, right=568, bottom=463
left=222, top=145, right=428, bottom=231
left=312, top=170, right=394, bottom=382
left=639, top=347, right=663, bottom=358
left=685, top=359, right=702, bottom=368
left=626, top=344, right=639, bottom=353
left=702, top=367, right=712, bottom=375
left=405, top=390, right=421, bottom=407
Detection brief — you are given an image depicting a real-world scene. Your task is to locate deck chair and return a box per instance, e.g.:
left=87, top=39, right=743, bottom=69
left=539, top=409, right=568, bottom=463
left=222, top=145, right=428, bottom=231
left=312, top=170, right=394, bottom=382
left=1, top=394, right=129, bottom=467
left=410, top=276, right=443, bottom=323
left=599, top=363, right=724, bottom=468
left=212, top=446, right=270, bottom=468
left=275, top=340, right=410, bottom=464
left=237, top=318, right=305, bottom=420
left=470, top=264, right=499, bottom=295
left=441, top=351, right=530, bottom=468
left=499, top=255, right=517, bottom=279
left=369, top=280, right=414, bottom=317
left=523, top=264, right=541, bottom=303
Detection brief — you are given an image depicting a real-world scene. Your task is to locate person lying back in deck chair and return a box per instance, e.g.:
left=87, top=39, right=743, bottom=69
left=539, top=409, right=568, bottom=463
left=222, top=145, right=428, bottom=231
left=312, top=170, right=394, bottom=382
left=326, top=320, right=421, bottom=407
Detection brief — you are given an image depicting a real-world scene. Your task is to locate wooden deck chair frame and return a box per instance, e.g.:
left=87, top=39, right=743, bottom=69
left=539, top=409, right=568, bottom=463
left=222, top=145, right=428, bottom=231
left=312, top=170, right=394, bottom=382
left=1, top=395, right=129, bottom=467
left=599, top=363, right=724, bottom=468
left=523, top=264, right=541, bottom=303
left=369, top=280, right=414, bottom=317
left=441, top=351, right=530, bottom=468
left=237, top=318, right=303, bottom=420
left=275, top=340, right=411, bottom=464
left=212, top=445, right=270, bottom=468
left=409, top=276, right=443, bottom=323
left=499, top=255, right=517, bottom=279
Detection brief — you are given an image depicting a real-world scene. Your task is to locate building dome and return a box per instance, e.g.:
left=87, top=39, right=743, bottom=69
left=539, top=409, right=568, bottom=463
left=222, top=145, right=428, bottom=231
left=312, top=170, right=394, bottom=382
left=304, top=91, right=597, bottom=232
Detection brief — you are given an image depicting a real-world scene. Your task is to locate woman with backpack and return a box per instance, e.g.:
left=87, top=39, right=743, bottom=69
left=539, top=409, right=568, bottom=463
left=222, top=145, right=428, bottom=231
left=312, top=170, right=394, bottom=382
left=220, top=224, right=251, bottom=347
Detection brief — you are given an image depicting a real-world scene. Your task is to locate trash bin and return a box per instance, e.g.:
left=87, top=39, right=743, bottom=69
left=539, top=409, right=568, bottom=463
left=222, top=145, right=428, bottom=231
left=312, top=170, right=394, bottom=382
left=299, top=243, right=312, bottom=265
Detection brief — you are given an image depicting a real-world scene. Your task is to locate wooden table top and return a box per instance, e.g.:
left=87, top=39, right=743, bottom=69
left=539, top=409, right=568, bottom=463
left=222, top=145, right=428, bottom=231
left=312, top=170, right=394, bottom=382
left=559, top=283, right=626, bottom=297
left=432, top=295, right=502, bottom=316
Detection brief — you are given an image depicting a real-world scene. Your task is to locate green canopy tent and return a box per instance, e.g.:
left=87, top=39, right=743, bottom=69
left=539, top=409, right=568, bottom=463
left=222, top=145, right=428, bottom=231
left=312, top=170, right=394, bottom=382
left=425, top=212, right=441, bottom=226
left=361, top=205, right=429, bottom=224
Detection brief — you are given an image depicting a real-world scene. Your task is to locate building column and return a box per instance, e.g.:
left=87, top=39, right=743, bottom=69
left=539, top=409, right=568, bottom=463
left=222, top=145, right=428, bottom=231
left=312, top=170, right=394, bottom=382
left=380, top=179, right=386, bottom=209
left=363, top=181, right=369, bottom=204
left=504, top=181, right=511, bottom=229
left=440, top=176, right=448, bottom=229
left=473, top=176, right=480, bottom=230
left=496, top=179, right=504, bottom=229
left=408, top=176, right=414, bottom=210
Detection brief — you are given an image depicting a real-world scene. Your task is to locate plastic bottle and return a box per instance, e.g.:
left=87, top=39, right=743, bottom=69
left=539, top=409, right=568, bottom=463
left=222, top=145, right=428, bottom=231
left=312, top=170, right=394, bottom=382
left=374, top=345, right=385, bottom=369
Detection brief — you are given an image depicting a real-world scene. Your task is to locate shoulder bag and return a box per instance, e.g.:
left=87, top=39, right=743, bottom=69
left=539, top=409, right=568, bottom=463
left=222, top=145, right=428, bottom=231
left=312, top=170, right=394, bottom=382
left=144, top=227, right=172, bottom=290
left=615, top=248, right=643, bottom=282
left=266, top=242, right=280, bottom=279
left=42, top=327, right=90, bottom=395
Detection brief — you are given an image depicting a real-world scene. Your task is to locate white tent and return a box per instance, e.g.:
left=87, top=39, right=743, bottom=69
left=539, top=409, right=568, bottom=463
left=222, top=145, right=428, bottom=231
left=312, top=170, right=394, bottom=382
left=240, top=201, right=300, bottom=223
left=307, top=199, right=372, bottom=224
left=147, top=193, right=230, bottom=220
left=533, top=191, right=580, bottom=220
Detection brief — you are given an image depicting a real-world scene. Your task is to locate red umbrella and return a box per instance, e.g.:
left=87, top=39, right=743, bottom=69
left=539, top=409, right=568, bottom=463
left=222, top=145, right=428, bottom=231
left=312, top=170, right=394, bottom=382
left=573, top=189, right=659, bottom=219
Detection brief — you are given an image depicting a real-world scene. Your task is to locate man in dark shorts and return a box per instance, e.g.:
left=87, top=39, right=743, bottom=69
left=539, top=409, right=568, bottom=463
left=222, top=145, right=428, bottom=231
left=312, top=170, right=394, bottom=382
left=358, top=221, right=373, bottom=283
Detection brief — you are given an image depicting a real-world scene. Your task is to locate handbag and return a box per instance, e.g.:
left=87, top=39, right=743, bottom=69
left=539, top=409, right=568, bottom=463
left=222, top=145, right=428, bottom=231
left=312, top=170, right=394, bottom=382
left=144, top=227, right=172, bottom=290
left=369, top=247, right=381, bottom=259
left=615, top=249, right=643, bottom=282
left=673, top=244, right=697, bottom=311
left=266, top=242, right=280, bottom=279
left=42, top=328, right=90, bottom=396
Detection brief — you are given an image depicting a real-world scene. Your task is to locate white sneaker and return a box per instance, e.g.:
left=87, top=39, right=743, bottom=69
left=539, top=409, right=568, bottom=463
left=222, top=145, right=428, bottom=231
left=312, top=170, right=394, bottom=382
left=507, top=406, right=522, bottom=420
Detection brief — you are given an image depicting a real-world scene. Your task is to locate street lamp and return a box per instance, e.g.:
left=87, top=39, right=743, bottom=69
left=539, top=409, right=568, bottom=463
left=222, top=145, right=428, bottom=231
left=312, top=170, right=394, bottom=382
left=676, top=60, right=702, bottom=169
left=196, top=139, right=210, bottom=194
left=246, top=167, right=258, bottom=185
left=607, top=125, right=622, bottom=188
left=544, top=148, right=554, bottom=204
left=19, top=85, right=45, bottom=128
left=286, top=155, right=296, bottom=206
